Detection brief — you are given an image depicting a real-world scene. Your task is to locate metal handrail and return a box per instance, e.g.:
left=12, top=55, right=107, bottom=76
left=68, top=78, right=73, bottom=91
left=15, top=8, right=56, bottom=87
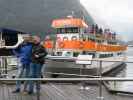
left=47, top=56, right=132, bottom=63
left=0, top=77, right=133, bottom=81
left=0, top=56, right=133, bottom=100
left=45, top=72, right=100, bottom=77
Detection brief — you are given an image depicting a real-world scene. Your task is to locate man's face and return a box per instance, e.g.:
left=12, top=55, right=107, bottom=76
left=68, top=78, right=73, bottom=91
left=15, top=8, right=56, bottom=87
left=33, top=36, right=41, bottom=44
left=23, top=35, right=32, bottom=42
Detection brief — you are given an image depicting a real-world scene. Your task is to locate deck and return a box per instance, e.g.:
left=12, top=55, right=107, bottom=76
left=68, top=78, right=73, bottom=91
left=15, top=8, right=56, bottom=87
left=0, top=83, right=132, bottom=100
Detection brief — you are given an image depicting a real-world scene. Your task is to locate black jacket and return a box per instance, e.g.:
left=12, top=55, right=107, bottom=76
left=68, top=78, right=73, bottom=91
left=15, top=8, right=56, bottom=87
left=31, top=43, right=47, bottom=64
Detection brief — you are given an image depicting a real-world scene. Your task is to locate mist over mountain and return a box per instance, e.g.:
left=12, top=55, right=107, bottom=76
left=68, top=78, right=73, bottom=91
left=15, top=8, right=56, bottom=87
left=0, top=0, right=94, bottom=38
left=127, top=40, right=133, bottom=45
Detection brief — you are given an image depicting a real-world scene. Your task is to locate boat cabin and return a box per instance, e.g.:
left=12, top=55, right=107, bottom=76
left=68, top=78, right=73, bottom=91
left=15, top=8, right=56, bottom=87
left=49, top=16, right=127, bottom=58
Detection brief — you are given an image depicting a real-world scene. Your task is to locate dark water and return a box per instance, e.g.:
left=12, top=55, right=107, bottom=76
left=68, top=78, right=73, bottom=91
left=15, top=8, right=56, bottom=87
left=110, top=47, right=133, bottom=92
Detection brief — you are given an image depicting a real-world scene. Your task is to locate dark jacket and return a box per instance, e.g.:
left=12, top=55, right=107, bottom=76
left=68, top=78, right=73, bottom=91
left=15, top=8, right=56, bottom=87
left=13, top=42, right=32, bottom=64
left=31, top=43, right=47, bottom=64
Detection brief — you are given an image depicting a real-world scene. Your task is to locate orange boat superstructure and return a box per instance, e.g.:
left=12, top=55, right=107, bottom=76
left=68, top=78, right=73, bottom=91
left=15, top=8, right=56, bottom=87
left=52, top=18, right=88, bottom=28
left=44, top=16, right=127, bottom=57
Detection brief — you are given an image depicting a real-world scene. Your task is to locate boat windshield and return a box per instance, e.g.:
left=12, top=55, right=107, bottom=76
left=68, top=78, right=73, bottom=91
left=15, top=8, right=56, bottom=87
left=57, top=27, right=79, bottom=33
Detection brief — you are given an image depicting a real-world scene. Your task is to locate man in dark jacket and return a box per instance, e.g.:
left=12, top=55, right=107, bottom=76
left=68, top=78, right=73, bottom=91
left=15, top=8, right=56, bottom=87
left=12, top=36, right=32, bottom=93
left=28, top=36, right=47, bottom=94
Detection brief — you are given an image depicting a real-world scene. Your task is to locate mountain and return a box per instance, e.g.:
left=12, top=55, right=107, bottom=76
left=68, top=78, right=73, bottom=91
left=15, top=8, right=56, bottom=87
left=0, top=0, right=94, bottom=38
left=127, top=41, right=133, bottom=45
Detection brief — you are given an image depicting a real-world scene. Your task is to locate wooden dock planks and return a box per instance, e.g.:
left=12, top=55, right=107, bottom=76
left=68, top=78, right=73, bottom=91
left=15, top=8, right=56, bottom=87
left=0, top=83, right=132, bottom=100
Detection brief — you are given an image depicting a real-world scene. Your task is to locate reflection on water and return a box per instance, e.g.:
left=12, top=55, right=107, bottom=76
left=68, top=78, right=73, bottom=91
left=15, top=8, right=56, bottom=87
left=110, top=47, right=133, bottom=92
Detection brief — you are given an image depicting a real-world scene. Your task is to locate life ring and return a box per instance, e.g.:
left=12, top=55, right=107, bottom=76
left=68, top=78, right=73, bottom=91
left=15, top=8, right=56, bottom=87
left=71, top=36, right=77, bottom=41
left=59, top=42, right=65, bottom=48
left=79, top=41, right=84, bottom=49
left=63, top=37, right=68, bottom=41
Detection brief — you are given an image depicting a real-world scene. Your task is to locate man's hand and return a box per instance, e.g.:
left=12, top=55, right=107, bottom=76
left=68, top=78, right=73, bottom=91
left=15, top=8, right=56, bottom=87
left=1, top=46, right=6, bottom=49
left=34, top=54, right=39, bottom=58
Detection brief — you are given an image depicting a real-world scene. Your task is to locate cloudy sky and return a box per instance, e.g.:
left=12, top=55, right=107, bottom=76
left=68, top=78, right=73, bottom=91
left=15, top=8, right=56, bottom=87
left=80, top=0, right=133, bottom=41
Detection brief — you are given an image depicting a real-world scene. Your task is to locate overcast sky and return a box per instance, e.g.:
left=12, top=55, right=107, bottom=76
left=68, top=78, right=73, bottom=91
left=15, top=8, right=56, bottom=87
left=80, top=0, right=133, bottom=41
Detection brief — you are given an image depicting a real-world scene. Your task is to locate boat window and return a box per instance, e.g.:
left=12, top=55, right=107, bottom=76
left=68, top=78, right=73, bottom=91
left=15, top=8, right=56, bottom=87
left=88, top=37, right=90, bottom=41
left=57, top=28, right=65, bottom=33
left=82, top=51, right=87, bottom=55
left=57, top=29, right=60, bottom=33
left=66, top=28, right=71, bottom=33
left=84, top=29, right=87, bottom=33
left=117, top=52, right=122, bottom=55
left=57, top=27, right=79, bottom=33
left=87, top=53, right=95, bottom=58
left=63, top=37, right=68, bottom=41
left=64, top=52, right=72, bottom=57
left=99, top=54, right=104, bottom=58
left=61, top=28, right=65, bottom=33
left=82, top=35, right=86, bottom=41
left=99, top=53, right=114, bottom=58
left=73, top=52, right=79, bottom=57
left=56, top=52, right=62, bottom=56
left=90, top=38, right=95, bottom=42
left=111, top=53, right=113, bottom=56
left=73, top=27, right=79, bottom=33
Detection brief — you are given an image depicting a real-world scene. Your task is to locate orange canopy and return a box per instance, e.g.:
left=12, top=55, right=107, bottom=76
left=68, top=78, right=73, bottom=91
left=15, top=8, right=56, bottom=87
left=52, top=18, right=88, bottom=28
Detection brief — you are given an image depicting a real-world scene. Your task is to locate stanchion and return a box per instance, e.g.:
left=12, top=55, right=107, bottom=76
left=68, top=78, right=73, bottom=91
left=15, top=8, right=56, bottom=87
left=79, top=64, right=90, bottom=90
left=76, top=54, right=92, bottom=90
left=0, top=57, right=2, bottom=77
left=4, top=57, right=7, bottom=75
left=36, top=80, right=41, bottom=100
left=97, top=60, right=104, bottom=100
left=1, top=57, right=8, bottom=78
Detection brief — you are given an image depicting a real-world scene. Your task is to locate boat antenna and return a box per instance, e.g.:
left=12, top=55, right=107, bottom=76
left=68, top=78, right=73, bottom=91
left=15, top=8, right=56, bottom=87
left=80, top=11, right=85, bottom=21
left=72, top=11, right=74, bottom=17
left=67, top=11, right=75, bottom=18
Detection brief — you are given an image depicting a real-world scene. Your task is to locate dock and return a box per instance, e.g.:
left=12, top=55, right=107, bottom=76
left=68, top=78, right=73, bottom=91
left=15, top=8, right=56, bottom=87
left=0, top=83, right=132, bottom=100
left=0, top=56, right=132, bottom=100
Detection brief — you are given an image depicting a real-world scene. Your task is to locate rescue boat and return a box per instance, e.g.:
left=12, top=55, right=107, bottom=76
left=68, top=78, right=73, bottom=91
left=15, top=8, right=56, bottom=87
left=44, top=16, right=127, bottom=77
